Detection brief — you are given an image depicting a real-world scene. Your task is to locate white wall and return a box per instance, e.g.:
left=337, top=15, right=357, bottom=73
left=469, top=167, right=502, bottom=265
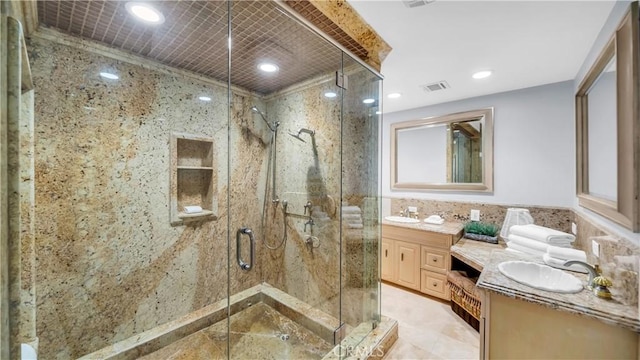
left=382, top=80, right=575, bottom=209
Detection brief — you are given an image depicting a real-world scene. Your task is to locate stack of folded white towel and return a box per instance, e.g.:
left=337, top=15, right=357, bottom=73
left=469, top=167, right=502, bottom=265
left=342, top=205, right=363, bottom=229
left=505, top=224, right=587, bottom=273
left=543, top=246, right=588, bottom=273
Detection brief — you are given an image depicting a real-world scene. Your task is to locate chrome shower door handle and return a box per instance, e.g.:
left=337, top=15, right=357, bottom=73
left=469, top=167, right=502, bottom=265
left=236, top=227, right=255, bottom=271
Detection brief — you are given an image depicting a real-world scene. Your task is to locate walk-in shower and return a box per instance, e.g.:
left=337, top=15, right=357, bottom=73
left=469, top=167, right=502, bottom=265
left=2, top=0, right=388, bottom=358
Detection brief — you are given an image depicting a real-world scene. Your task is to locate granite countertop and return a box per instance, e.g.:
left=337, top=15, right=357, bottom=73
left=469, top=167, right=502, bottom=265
left=381, top=219, right=464, bottom=236
left=450, top=238, right=506, bottom=271
left=476, top=250, right=640, bottom=333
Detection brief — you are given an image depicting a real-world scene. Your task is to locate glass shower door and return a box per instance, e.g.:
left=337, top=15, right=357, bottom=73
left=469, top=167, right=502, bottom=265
left=227, top=1, right=345, bottom=358
left=339, top=54, right=383, bottom=358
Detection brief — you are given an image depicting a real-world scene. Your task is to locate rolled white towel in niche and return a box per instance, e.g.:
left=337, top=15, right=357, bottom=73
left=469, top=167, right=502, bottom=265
left=546, top=246, right=587, bottom=262
left=183, top=205, right=203, bottom=214
left=508, top=234, right=550, bottom=253
left=509, top=224, right=575, bottom=245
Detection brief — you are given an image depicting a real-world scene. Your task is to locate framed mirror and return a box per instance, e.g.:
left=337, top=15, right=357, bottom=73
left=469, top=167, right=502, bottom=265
left=391, top=108, right=493, bottom=192
left=576, top=2, right=639, bottom=231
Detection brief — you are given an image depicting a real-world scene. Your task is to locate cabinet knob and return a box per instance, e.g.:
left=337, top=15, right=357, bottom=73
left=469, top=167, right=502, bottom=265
left=432, top=258, right=437, bottom=262
left=432, top=282, right=437, bottom=287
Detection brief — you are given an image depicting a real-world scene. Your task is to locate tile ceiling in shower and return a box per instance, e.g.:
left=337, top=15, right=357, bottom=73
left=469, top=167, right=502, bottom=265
left=36, top=0, right=345, bottom=95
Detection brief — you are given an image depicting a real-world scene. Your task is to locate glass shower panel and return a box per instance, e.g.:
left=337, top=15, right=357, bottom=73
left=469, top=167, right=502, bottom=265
left=228, top=1, right=344, bottom=358
left=15, top=1, right=230, bottom=358
left=339, top=54, right=382, bottom=358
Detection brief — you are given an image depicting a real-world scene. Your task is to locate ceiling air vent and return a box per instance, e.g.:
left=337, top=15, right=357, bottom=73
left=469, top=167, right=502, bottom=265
left=402, top=0, right=436, bottom=8
left=421, top=81, right=450, bottom=92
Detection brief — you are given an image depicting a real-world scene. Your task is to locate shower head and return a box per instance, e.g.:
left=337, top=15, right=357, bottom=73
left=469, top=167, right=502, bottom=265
left=288, top=128, right=315, bottom=142
left=288, top=132, right=306, bottom=142
left=250, top=106, right=278, bottom=132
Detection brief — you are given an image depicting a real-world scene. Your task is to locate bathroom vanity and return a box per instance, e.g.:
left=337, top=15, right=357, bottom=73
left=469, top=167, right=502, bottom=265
left=451, top=240, right=640, bottom=359
left=381, top=222, right=463, bottom=299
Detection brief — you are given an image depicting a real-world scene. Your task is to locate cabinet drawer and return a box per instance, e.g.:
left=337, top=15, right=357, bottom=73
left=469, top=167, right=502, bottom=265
left=421, top=246, right=449, bottom=273
left=382, top=225, right=452, bottom=248
left=420, top=270, right=449, bottom=300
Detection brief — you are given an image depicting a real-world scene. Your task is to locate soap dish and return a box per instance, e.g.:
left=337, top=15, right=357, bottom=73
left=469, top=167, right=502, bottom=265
left=424, top=217, right=445, bottom=225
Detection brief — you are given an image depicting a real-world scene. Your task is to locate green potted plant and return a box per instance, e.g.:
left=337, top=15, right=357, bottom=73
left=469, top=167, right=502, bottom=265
left=464, top=221, right=499, bottom=244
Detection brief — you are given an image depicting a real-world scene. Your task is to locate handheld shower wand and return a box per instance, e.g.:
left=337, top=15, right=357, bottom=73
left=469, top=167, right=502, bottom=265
left=251, top=106, right=279, bottom=132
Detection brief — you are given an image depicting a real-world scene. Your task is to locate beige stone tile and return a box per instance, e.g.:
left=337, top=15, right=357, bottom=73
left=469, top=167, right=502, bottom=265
left=439, top=320, right=480, bottom=344
left=396, top=323, right=443, bottom=352
left=383, top=338, right=438, bottom=360
left=430, top=335, right=479, bottom=360
left=381, top=283, right=479, bottom=360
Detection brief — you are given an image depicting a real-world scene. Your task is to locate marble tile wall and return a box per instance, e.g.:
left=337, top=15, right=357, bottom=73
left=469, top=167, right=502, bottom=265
left=574, top=211, right=639, bottom=306
left=389, top=198, right=573, bottom=234
left=261, top=73, right=343, bottom=319
left=6, top=18, right=37, bottom=357
left=260, top=64, right=381, bottom=327
left=27, top=36, right=266, bottom=358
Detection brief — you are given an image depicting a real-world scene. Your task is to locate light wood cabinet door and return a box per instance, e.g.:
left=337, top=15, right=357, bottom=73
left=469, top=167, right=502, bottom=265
left=381, top=238, right=395, bottom=281
left=395, top=240, right=421, bottom=290
left=421, top=246, right=449, bottom=274
left=420, top=270, right=449, bottom=300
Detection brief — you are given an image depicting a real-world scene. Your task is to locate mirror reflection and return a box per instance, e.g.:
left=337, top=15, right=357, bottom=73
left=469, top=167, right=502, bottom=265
left=587, top=55, right=617, bottom=201
left=391, top=108, right=493, bottom=192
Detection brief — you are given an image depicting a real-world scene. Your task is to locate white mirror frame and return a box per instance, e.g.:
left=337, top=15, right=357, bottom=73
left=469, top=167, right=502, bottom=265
left=391, top=108, right=494, bottom=192
left=576, top=3, right=640, bottom=232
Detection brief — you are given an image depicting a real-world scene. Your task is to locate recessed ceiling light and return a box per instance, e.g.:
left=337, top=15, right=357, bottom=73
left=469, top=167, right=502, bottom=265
left=472, top=70, right=492, bottom=79
left=387, top=93, right=401, bottom=99
left=198, top=96, right=212, bottom=102
left=99, top=72, right=119, bottom=80
left=362, top=98, right=375, bottom=104
left=324, top=92, right=337, bottom=98
left=257, top=62, right=279, bottom=73
left=125, top=2, right=165, bottom=25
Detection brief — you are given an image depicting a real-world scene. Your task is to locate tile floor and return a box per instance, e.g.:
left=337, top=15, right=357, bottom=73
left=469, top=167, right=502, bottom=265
left=381, top=283, right=480, bottom=360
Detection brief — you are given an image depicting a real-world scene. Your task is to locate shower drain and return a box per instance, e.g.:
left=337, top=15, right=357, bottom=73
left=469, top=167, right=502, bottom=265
left=279, top=334, right=290, bottom=341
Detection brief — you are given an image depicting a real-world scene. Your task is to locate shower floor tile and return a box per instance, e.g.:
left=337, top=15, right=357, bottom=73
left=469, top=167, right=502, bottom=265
left=140, top=302, right=333, bottom=360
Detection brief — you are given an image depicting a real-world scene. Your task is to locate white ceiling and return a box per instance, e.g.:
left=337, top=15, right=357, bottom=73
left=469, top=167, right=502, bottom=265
left=348, top=0, right=616, bottom=113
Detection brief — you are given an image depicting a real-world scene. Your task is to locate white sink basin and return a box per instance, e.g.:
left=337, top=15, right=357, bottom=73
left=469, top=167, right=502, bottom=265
left=384, top=216, right=420, bottom=224
left=498, top=261, right=583, bottom=293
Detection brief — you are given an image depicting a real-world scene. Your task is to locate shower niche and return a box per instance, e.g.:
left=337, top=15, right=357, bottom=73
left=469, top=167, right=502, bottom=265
left=170, top=132, right=217, bottom=225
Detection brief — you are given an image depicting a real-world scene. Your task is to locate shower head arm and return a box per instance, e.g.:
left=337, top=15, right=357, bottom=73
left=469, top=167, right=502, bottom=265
left=298, top=128, right=315, bottom=136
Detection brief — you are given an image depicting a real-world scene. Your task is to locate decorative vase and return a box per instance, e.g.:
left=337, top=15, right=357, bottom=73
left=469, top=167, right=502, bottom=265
left=463, top=232, right=498, bottom=244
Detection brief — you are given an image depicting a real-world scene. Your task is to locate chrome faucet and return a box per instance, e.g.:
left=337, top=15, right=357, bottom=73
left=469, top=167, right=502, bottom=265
left=563, top=260, right=600, bottom=289
left=304, top=217, right=314, bottom=232
left=399, top=208, right=409, bottom=217
left=304, top=201, right=313, bottom=215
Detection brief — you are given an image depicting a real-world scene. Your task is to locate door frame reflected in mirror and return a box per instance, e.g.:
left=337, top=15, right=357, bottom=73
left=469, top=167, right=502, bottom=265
left=391, top=108, right=494, bottom=192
